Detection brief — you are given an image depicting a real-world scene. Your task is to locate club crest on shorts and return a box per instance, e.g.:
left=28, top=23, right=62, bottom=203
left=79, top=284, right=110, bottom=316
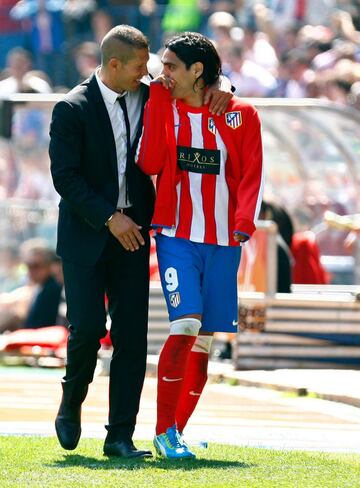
left=208, top=117, right=216, bottom=135
left=225, top=111, right=242, bottom=129
left=169, top=291, right=181, bottom=308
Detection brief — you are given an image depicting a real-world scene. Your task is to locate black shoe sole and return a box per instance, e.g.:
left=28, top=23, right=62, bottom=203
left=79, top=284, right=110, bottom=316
left=103, top=449, right=153, bottom=459
left=55, top=420, right=81, bottom=451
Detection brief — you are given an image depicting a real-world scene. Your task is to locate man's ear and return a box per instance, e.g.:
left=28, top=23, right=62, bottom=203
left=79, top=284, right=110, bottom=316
left=193, top=61, right=204, bottom=80
left=109, top=57, right=121, bottom=71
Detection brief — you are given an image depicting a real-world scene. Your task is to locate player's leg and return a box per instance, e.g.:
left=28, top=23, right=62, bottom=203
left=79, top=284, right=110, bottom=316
left=175, top=332, right=213, bottom=434
left=175, top=244, right=241, bottom=436
left=154, top=235, right=202, bottom=458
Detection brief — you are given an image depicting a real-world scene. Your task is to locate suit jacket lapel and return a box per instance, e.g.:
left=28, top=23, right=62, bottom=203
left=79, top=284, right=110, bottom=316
left=83, top=75, right=150, bottom=186
left=86, top=74, right=119, bottom=179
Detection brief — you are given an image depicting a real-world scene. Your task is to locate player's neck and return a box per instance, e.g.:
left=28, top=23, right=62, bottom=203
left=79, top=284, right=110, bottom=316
left=180, top=90, right=204, bottom=107
left=98, top=66, right=126, bottom=94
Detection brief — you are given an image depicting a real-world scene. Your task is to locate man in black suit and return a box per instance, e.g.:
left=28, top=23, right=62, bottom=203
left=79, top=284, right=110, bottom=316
left=49, top=25, right=155, bottom=458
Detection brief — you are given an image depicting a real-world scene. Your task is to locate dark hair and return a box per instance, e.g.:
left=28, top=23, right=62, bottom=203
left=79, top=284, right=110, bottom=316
left=101, top=25, right=148, bottom=64
left=260, top=201, right=294, bottom=247
left=165, top=32, right=221, bottom=87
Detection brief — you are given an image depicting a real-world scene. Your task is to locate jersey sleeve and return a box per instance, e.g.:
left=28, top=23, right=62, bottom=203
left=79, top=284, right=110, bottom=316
left=136, top=82, right=173, bottom=175
left=234, top=106, right=264, bottom=240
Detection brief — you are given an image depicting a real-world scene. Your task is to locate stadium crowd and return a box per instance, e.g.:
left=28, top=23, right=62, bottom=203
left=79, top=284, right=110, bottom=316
left=0, top=0, right=359, bottom=108
left=0, top=1, right=359, bottom=297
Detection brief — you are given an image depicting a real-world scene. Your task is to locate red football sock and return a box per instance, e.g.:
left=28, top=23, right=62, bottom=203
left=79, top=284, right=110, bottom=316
left=175, top=350, right=209, bottom=433
left=156, top=334, right=196, bottom=435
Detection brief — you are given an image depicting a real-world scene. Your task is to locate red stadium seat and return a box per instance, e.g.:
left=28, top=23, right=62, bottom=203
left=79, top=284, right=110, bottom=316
left=0, top=326, right=68, bottom=366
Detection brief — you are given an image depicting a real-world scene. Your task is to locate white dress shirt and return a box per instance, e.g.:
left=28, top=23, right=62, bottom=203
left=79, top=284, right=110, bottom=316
left=95, top=71, right=146, bottom=208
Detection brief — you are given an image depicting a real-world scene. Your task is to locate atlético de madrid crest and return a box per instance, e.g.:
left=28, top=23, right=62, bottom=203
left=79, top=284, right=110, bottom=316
left=225, top=111, right=242, bottom=129
left=208, top=117, right=216, bottom=135
left=169, top=291, right=181, bottom=308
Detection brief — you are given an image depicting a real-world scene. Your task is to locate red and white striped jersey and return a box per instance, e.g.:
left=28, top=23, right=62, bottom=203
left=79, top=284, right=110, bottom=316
left=160, top=100, right=232, bottom=245
left=137, top=82, right=264, bottom=246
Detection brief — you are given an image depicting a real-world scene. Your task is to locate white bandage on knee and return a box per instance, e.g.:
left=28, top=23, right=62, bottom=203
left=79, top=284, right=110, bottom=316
left=191, top=335, right=213, bottom=353
left=170, top=318, right=202, bottom=336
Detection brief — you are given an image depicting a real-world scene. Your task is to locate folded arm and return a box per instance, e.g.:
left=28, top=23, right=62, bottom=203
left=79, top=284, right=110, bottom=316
left=136, top=81, right=174, bottom=175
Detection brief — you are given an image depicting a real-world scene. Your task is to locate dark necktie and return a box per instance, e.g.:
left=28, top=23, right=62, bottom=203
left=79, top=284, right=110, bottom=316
left=117, top=95, right=132, bottom=203
left=118, top=95, right=131, bottom=155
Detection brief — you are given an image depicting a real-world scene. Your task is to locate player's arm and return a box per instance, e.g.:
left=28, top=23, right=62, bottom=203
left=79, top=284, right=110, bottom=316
left=234, top=106, right=264, bottom=242
left=136, top=81, right=173, bottom=175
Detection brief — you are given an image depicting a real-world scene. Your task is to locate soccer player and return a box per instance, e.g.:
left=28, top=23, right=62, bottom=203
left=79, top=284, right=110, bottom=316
left=137, top=32, right=264, bottom=459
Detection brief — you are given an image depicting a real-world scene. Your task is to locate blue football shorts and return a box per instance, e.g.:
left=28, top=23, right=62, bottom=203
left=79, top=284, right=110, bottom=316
left=155, top=234, right=241, bottom=333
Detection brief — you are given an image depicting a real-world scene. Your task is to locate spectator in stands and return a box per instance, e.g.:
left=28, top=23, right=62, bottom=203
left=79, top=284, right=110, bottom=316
left=282, top=48, right=315, bottom=97
left=0, top=47, right=52, bottom=95
left=10, top=0, right=66, bottom=86
left=241, top=24, right=278, bottom=72
left=21, top=239, right=63, bottom=328
left=260, top=201, right=293, bottom=293
left=265, top=0, right=335, bottom=36
left=263, top=202, right=329, bottom=286
left=0, top=47, right=30, bottom=95
left=207, top=10, right=237, bottom=62
left=0, top=0, right=24, bottom=69
left=62, top=0, right=96, bottom=46
left=61, top=0, right=97, bottom=86
left=91, top=7, right=112, bottom=44
left=73, top=41, right=101, bottom=83
left=291, top=230, right=329, bottom=284
left=227, top=44, right=277, bottom=97
left=0, top=238, right=64, bottom=333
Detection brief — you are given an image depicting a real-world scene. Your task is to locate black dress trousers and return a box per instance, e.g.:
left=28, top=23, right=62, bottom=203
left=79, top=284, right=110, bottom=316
left=61, top=225, right=150, bottom=442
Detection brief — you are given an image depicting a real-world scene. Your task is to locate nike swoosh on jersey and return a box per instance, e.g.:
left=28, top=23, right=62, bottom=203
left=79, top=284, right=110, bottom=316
left=162, top=376, right=183, bottom=382
left=232, top=320, right=239, bottom=326
left=189, top=391, right=201, bottom=396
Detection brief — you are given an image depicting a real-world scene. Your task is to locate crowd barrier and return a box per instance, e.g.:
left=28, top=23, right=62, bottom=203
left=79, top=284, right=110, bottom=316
left=2, top=284, right=360, bottom=369
left=234, top=287, right=360, bottom=369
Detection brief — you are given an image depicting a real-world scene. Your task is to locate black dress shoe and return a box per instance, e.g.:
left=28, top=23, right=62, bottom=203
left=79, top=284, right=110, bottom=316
left=55, top=403, right=81, bottom=451
left=103, top=440, right=153, bottom=458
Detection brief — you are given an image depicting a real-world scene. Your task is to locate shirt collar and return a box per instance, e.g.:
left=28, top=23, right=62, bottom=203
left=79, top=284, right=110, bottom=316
left=95, top=69, right=127, bottom=105
left=140, top=74, right=151, bottom=86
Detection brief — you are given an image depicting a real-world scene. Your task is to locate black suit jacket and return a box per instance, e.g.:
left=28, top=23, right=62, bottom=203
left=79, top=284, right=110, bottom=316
left=49, top=74, right=155, bottom=266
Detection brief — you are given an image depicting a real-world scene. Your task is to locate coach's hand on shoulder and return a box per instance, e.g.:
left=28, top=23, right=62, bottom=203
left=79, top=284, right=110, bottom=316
left=108, top=212, right=145, bottom=251
left=205, top=75, right=233, bottom=116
